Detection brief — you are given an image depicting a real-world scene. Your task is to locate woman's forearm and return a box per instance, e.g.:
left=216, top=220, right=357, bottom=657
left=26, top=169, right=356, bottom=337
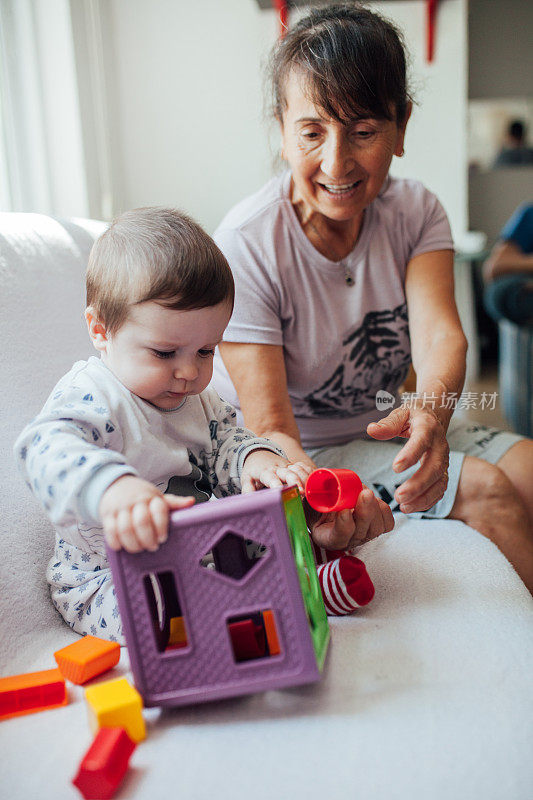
left=413, top=333, right=467, bottom=431
left=217, top=343, right=317, bottom=469
left=405, top=249, right=468, bottom=432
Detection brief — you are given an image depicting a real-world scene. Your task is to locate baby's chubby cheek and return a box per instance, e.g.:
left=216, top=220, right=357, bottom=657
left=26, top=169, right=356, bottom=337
left=120, top=365, right=160, bottom=398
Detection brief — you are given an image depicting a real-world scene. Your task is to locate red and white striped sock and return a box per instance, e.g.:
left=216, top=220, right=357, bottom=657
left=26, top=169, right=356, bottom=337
left=315, top=555, right=375, bottom=615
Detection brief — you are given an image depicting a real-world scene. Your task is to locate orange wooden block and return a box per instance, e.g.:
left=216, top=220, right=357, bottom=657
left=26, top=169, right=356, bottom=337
left=0, top=668, right=67, bottom=719
left=168, top=616, right=187, bottom=646
left=54, top=636, right=120, bottom=685
left=263, top=609, right=281, bottom=656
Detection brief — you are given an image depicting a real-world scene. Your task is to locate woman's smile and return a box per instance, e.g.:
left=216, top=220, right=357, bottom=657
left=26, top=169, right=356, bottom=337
left=316, top=179, right=363, bottom=199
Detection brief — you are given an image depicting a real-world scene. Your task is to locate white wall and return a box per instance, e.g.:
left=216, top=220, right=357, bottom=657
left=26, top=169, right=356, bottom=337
left=104, top=0, right=468, bottom=237
left=106, top=0, right=278, bottom=232
left=374, top=1, right=468, bottom=239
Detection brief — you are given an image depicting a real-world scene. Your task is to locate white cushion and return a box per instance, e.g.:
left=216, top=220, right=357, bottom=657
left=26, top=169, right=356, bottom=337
left=0, top=212, right=531, bottom=800
left=0, top=213, right=106, bottom=668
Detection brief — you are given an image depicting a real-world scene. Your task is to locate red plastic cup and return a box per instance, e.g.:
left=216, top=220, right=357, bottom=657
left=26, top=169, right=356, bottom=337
left=305, top=468, right=363, bottom=513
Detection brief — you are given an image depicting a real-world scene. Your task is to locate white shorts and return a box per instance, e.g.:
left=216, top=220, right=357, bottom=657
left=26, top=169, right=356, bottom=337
left=307, top=418, right=524, bottom=519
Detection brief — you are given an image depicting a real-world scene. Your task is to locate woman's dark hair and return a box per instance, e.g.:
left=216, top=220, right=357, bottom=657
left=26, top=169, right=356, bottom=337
left=268, top=2, right=411, bottom=124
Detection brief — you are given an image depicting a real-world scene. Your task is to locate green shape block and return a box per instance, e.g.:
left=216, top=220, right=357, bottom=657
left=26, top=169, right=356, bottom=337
left=283, top=490, right=330, bottom=670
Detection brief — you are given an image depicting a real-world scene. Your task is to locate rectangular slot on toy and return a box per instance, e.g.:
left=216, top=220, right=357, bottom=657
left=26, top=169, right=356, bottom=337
left=143, top=571, right=189, bottom=653
left=200, top=531, right=268, bottom=580
left=227, top=609, right=281, bottom=663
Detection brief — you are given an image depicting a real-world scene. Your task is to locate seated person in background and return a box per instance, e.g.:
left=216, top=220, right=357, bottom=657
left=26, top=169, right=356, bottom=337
left=14, top=208, right=375, bottom=643
left=493, top=120, right=533, bottom=168
left=483, top=202, right=533, bottom=325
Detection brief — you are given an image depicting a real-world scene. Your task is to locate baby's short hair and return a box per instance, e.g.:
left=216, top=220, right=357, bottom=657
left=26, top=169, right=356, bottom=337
left=86, top=207, right=234, bottom=334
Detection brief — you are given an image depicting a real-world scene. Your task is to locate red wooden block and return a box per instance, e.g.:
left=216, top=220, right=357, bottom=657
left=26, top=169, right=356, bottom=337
left=0, top=668, right=67, bottom=719
left=228, top=618, right=267, bottom=662
left=72, top=727, right=136, bottom=800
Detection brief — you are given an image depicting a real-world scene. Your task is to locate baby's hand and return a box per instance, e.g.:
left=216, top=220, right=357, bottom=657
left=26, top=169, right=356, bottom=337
left=99, top=475, right=195, bottom=553
left=241, top=450, right=311, bottom=494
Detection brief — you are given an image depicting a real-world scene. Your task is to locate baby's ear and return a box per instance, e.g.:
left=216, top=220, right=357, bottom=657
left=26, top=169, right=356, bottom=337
left=85, top=307, right=108, bottom=353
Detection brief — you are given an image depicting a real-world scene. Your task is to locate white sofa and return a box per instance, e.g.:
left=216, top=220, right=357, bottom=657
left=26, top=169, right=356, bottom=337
left=1, top=212, right=532, bottom=800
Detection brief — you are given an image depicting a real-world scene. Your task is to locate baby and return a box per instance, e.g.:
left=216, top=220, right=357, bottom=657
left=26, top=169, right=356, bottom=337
left=15, top=208, right=372, bottom=643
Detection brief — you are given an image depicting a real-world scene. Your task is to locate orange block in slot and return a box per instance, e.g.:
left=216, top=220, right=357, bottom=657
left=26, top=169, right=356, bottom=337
left=168, top=616, right=188, bottom=647
left=262, top=610, right=281, bottom=656
left=0, top=668, right=67, bottom=719
left=54, top=635, right=120, bottom=685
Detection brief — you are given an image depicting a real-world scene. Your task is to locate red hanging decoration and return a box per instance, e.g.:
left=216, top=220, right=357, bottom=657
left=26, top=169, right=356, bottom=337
left=426, top=0, right=439, bottom=62
left=272, top=0, right=289, bottom=39
left=270, top=1, right=437, bottom=61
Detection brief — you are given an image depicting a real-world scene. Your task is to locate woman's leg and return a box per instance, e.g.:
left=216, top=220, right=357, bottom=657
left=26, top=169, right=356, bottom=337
left=310, top=422, right=530, bottom=523
left=496, top=439, right=533, bottom=526
left=449, top=454, right=533, bottom=593
left=310, top=426, right=533, bottom=592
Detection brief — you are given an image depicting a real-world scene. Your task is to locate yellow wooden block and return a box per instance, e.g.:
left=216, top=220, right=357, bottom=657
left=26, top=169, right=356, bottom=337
left=84, top=677, right=145, bottom=743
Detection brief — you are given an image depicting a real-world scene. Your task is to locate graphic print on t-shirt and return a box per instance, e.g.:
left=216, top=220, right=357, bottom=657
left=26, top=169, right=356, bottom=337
left=165, top=451, right=212, bottom=503
left=302, top=303, right=411, bottom=417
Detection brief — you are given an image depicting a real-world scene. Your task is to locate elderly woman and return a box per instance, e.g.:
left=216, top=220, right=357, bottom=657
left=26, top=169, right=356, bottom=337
left=212, top=4, right=533, bottom=591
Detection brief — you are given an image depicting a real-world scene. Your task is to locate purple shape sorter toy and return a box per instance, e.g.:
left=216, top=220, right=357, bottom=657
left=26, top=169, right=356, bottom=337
left=106, top=486, right=330, bottom=708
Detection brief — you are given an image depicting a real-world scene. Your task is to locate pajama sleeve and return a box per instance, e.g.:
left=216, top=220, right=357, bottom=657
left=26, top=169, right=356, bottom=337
left=200, top=389, right=286, bottom=497
left=14, top=383, right=136, bottom=529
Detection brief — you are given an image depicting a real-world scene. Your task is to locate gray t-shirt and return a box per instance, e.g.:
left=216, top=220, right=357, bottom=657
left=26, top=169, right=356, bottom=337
left=212, top=172, right=454, bottom=449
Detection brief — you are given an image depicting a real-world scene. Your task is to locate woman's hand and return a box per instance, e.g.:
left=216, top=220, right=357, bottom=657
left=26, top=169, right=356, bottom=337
left=310, top=486, right=394, bottom=550
left=99, top=475, right=195, bottom=553
left=367, top=404, right=450, bottom=514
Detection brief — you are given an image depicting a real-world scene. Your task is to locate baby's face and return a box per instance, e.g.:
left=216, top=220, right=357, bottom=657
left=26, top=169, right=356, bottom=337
left=100, top=300, right=232, bottom=409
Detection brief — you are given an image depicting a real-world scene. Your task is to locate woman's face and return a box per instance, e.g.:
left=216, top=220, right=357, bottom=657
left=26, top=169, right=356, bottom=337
left=280, top=70, right=410, bottom=224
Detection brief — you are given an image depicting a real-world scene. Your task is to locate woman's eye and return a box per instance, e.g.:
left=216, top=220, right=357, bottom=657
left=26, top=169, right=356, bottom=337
left=153, top=350, right=175, bottom=359
left=198, top=349, right=215, bottom=358
left=353, top=128, right=375, bottom=139
left=300, top=129, right=321, bottom=141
